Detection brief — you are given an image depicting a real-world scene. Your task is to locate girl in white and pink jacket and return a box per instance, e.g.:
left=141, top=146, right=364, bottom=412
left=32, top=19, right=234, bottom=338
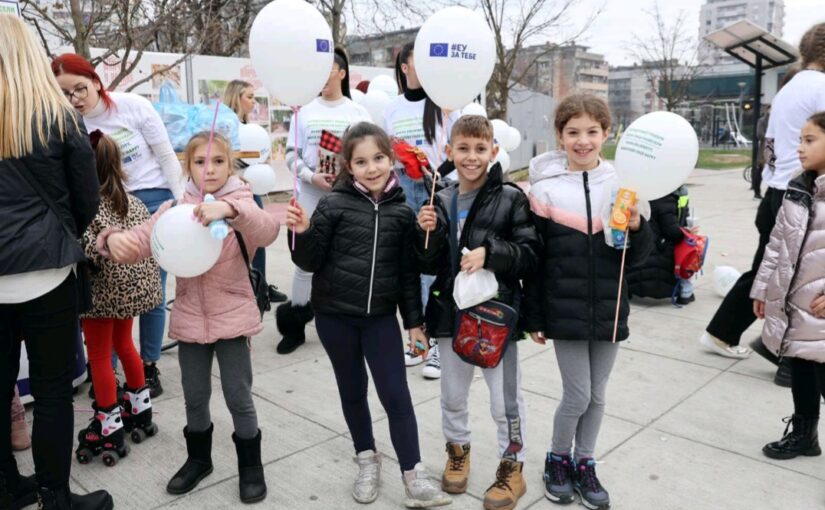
left=752, top=112, right=825, bottom=461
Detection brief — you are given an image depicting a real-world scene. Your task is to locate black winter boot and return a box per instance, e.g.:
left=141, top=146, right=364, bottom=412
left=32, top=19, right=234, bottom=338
left=143, top=363, right=163, bottom=398
left=0, top=456, right=37, bottom=510
left=35, top=486, right=113, bottom=510
left=763, top=415, right=821, bottom=460
left=275, top=301, right=314, bottom=355
left=166, top=424, right=214, bottom=494
left=232, top=430, right=267, bottom=503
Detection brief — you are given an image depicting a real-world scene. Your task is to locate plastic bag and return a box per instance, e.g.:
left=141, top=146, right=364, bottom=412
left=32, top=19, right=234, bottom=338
left=453, top=267, right=499, bottom=310
left=153, top=81, right=241, bottom=152
left=190, top=102, right=241, bottom=150
left=153, top=81, right=193, bottom=152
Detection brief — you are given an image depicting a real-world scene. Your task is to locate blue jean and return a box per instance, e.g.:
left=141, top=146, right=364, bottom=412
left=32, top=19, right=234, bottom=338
left=252, top=195, right=267, bottom=278
left=678, top=278, right=694, bottom=298
left=396, top=170, right=435, bottom=308
left=132, top=188, right=173, bottom=362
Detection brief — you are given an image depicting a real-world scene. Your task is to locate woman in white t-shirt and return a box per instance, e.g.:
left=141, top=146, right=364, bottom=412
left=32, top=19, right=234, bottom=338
left=223, top=80, right=288, bottom=305
left=53, top=53, right=183, bottom=397
left=383, top=41, right=460, bottom=376
left=276, top=48, right=371, bottom=355
left=701, top=23, right=825, bottom=365
left=383, top=41, right=460, bottom=211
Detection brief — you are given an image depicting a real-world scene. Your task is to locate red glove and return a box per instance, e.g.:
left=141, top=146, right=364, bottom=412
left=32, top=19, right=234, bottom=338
left=392, top=137, right=431, bottom=181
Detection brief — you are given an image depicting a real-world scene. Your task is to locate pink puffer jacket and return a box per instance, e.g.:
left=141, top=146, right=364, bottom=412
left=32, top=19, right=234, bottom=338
left=98, top=176, right=280, bottom=344
left=751, top=172, right=825, bottom=363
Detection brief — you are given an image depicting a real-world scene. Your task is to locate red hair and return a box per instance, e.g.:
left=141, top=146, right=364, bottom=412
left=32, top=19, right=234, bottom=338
left=51, top=53, right=115, bottom=110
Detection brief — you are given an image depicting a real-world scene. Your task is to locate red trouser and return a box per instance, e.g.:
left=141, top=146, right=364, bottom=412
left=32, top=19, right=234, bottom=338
left=81, top=318, right=145, bottom=408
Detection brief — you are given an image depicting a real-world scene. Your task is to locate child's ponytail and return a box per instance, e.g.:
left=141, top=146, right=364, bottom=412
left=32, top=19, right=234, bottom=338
left=91, top=130, right=129, bottom=218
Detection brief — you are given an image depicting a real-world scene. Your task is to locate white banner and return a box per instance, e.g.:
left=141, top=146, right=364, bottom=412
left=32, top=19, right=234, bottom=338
left=0, top=0, right=20, bottom=16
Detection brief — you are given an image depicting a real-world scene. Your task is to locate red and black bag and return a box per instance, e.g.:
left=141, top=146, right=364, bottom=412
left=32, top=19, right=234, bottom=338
left=453, top=300, right=518, bottom=368
left=318, top=129, right=343, bottom=176
left=674, top=228, right=708, bottom=280
left=448, top=189, right=518, bottom=369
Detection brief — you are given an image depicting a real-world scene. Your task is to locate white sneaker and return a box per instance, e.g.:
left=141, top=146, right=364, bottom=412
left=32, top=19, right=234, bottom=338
left=405, top=348, right=424, bottom=367
left=353, top=450, right=381, bottom=504
left=699, top=332, right=751, bottom=359
left=422, top=344, right=441, bottom=380
left=402, top=463, right=451, bottom=508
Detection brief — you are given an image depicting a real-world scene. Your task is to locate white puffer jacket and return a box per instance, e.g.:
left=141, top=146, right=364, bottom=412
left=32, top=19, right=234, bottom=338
left=752, top=171, right=825, bottom=362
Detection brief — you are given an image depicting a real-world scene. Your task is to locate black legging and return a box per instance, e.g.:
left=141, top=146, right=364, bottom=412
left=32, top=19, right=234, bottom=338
left=791, top=357, right=825, bottom=419
left=706, top=187, right=786, bottom=346
left=0, top=274, right=78, bottom=488
left=314, top=312, right=421, bottom=472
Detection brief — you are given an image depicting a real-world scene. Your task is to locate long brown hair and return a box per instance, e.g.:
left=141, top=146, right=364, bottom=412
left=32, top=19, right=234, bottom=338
left=93, top=131, right=130, bottom=218
left=336, top=122, right=395, bottom=186
left=799, top=22, right=825, bottom=70
left=222, top=80, right=253, bottom=123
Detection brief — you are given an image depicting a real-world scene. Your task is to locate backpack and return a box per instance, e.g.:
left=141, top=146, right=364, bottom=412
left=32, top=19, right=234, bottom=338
left=673, top=228, right=708, bottom=280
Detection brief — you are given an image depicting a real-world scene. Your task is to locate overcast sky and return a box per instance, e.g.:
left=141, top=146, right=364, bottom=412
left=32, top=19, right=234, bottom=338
left=555, top=0, right=824, bottom=66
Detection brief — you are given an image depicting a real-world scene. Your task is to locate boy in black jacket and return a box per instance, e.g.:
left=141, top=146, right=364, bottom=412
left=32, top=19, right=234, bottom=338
left=416, top=115, right=540, bottom=510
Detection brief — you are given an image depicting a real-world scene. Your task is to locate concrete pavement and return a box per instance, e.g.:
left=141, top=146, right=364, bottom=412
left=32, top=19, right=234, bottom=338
left=15, top=167, right=825, bottom=509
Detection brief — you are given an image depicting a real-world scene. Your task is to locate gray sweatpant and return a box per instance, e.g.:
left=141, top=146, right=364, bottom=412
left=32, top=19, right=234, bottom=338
left=178, top=337, right=258, bottom=439
left=551, top=340, right=619, bottom=460
left=438, top=338, right=527, bottom=461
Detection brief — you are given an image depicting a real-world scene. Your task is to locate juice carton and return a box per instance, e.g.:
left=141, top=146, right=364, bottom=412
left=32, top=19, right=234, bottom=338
left=609, top=188, right=636, bottom=231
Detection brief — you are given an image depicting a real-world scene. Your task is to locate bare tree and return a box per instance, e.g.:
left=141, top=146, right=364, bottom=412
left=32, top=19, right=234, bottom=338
left=21, top=0, right=207, bottom=90
left=477, top=0, right=600, bottom=119
left=627, top=2, right=705, bottom=111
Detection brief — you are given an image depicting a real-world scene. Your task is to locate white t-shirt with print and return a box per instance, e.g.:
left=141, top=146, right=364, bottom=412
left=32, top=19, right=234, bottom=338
left=83, top=92, right=176, bottom=193
left=762, top=70, right=825, bottom=190
left=287, top=97, right=371, bottom=171
left=383, top=95, right=460, bottom=170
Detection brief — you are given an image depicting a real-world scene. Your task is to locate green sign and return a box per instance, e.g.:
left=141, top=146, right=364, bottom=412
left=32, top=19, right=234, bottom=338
left=0, top=0, right=20, bottom=16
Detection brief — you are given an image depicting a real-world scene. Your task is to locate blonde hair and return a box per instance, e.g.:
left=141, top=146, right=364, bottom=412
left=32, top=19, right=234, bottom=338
left=222, top=80, right=254, bottom=123
left=183, top=132, right=235, bottom=179
left=0, top=14, right=77, bottom=158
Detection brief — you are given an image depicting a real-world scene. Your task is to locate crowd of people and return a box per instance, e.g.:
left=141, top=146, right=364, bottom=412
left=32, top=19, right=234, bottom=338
left=2, top=10, right=825, bottom=510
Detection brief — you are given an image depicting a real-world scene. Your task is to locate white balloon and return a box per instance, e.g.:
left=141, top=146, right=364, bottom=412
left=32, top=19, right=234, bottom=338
left=369, top=74, right=398, bottom=97
left=505, top=126, right=521, bottom=151
left=360, top=89, right=391, bottom=126
left=351, top=89, right=365, bottom=103
left=461, top=102, right=487, bottom=117
left=491, top=119, right=510, bottom=148
left=414, top=6, right=495, bottom=110
left=713, top=266, right=741, bottom=297
left=249, top=0, right=333, bottom=106
left=238, top=124, right=272, bottom=164
left=615, top=111, right=699, bottom=200
left=151, top=205, right=223, bottom=278
left=244, top=163, right=278, bottom=195
left=493, top=150, right=510, bottom=172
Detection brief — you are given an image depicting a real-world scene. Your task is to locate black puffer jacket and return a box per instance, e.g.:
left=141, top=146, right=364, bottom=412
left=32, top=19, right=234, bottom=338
left=415, top=164, right=540, bottom=338
left=290, top=175, right=423, bottom=328
left=627, top=193, right=684, bottom=299
left=523, top=151, right=653, bottom=342
left=0, top=116, right=99, bottom=276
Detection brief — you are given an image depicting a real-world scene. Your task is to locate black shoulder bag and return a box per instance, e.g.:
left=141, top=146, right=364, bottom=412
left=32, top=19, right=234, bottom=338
left=8, top=159, right=93, bottom=312
left=234, top=231, right=271, bottom=317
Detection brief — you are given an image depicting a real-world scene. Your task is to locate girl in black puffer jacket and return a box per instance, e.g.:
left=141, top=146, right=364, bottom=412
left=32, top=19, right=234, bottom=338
left=286, top=122, right=450, bottom=508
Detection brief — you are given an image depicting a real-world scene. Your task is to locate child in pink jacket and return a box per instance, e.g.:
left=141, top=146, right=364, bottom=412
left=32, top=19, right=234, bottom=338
left=98, top=132, right=278, bottom=504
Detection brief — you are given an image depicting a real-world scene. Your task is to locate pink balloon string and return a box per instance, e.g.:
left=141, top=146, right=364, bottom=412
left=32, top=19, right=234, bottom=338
left=291, top=106, right=300, bottom=250
left=199, top=100, right=222, bottom=201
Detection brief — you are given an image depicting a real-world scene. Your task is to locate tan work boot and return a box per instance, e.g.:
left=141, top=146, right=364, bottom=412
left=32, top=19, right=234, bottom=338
left=441, top=443, right=470, bottom=494
left=483, top=459, right=526, bottom=510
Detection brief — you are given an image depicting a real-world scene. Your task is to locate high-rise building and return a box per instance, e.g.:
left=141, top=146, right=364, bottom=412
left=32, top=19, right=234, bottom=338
left=698, top=0, right=785, bottom=64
